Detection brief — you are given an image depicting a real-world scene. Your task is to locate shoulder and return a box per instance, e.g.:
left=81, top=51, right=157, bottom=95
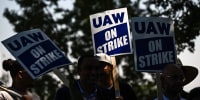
left=119, top=82, right=131, bottom=87
left=55, top=85, right=71, bottom=100
left=27, top=91, right=41, bottom=100
left=96, top=87, right=113, bottom=100
left=118, top=82, right=138, bottom=100
left=119, top=82, right=133, bottom=90
left=0, top=91, right=14, bottom=100
left=57, top=86, right=69, bottom=93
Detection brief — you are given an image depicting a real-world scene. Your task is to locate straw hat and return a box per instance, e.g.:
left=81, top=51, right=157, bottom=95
left=176, top=58, right=198, bottom=85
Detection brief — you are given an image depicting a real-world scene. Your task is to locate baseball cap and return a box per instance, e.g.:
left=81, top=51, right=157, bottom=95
left=95, top=53, right=113, bottom=66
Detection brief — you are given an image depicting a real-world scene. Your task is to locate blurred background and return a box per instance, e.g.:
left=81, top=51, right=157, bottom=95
left=0, top=0, right=200, bottom=100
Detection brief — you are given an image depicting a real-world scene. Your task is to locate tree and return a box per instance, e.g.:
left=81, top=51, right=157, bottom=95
left=3, top=0, right=200, bottom=100
left=33, top=74, right=60, bottom=100
left=146, top=0, right=200, bottom=53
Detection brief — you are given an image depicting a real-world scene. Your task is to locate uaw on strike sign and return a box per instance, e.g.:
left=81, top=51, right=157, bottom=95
left=2, top=29, right=71, bottom=79
left=90, top=8, right=132, bottom=56
left=132, top=17, right=176, bottom=72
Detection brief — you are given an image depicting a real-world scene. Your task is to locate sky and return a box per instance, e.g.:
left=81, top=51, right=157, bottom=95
left=0, top=0, right=200, bottom=92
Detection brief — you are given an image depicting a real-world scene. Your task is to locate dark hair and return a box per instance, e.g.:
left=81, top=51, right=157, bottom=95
left=188, top=87, right=200, bottom=100
left=77, top=55, right=96, bottom=71
left=2, top=59, right=23, bottom=78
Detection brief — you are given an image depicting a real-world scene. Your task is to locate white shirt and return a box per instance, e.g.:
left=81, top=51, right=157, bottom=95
left=0, top=90, right=40, bottom=100
left=0, top=91, right=15, bottom=100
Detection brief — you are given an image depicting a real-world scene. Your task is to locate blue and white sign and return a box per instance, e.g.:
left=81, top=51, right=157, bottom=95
left=132, top=17, right=176, bottom=72
left=2, top=29, right=71, bottom=79
left=90, top=8, right=132, bottom=56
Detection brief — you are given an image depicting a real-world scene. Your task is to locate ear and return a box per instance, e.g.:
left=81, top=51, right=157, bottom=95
left=17, top=71, right=23, bottom=79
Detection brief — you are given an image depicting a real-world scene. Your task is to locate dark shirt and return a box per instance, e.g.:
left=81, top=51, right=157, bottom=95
left=54, top=85, right=71, bottom=100
left=109, top=82, right=137, bottom=100
left=54, top=80, right=112, bottom=100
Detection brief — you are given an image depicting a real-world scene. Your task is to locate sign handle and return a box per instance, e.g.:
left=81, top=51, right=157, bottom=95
left=111, top=56, right=121, bottom=98
left=53, top=68, right=69, bottom=87
left=156, top=72, right=163, bottom=100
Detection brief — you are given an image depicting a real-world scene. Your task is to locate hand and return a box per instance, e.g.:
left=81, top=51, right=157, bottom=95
left=116, top=96, right=124, bottom=100
left=21, top=95, right=32, bottom=100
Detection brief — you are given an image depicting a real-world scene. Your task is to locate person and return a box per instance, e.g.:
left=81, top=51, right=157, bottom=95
left=54, top=55, right=112, bottom=100
left=188, top=87, right=200, bottom=100
left=155, top=58, right=198, bottom=100
left=0, top=59, right=40, bottom=100
left=96, top=53, right=137, bottom=100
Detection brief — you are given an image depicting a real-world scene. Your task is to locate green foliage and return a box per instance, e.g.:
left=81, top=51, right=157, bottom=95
left=146, top=0, right=200, bottom=54
left=3, top=0, right=200, bottom=100
left=33, top=74, right=60, bottom=100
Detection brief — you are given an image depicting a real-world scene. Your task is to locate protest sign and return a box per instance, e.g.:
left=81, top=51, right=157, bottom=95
left=90, top=8, right=133, bottom=98
left=132, top=17, right=176, bottom=72
left=2, top=29, right=71, bottom=79
left=90, top=8, right=132, bottom=56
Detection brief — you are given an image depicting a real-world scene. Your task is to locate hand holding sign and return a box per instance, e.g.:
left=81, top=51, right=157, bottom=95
left=90, top=8, right=134, bottom=99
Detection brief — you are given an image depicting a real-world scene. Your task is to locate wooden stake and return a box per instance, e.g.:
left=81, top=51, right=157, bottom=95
left=111, top=56, right=121, bottom=98
left=156, top=72, right=163, bottom=100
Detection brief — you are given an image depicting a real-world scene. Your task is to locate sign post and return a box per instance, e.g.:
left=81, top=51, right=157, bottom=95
left=156, top=72, right=163, bottom=100
left=131, top=17, right=176, bottom=100
left=90, top=8, right=132, bottom=98
left=111, top=56, right=120, bottom=98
